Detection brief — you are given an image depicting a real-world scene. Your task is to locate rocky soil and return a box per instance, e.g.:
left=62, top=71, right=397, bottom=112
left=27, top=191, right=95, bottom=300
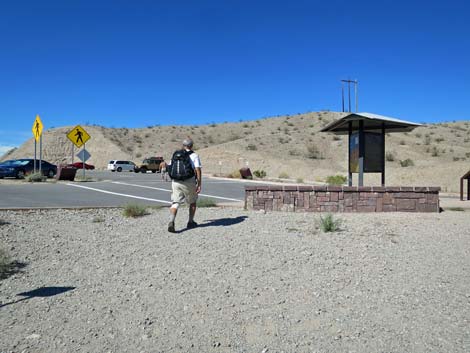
left=1, top=208, right=470, bottom=352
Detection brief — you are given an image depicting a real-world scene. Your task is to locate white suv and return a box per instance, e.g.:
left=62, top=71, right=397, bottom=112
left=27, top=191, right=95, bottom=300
left=107, top=160, right=137, bottom=172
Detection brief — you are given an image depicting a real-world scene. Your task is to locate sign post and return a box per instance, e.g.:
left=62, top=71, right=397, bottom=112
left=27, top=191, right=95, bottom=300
left=67, top=125, right=91, bottom=180
left=32, top=115, right=43, bottom=174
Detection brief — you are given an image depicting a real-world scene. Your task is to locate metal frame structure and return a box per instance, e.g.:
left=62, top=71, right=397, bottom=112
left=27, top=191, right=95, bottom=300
left=460, top=170, right=470, bottom=201
left=321, top=112, right=421, bottom=187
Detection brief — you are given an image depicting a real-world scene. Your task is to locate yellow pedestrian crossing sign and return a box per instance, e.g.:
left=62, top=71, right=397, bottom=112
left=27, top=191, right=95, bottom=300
left=32, top=115, right=43, bottom=141
left=67, top=125, right=90, bottom=148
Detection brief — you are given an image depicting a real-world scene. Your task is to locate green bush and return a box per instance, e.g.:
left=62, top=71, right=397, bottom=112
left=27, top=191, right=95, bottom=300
left=399, top=159, right=414, bottom=167
left=123, top=204, right=148, bottom=218
left=197, top=198, right=217, bottom=208
left=319, top=214, right=341, bottom=233
left=326, top=175, right=347, bottom=185
left=253, top=170, right=267, bottom=178
left=278, top=172, right=289, bottom=179
left=25, top=172, right=46, bottom=182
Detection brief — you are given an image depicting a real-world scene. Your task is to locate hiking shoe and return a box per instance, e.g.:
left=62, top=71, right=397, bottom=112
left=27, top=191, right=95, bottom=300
left=187, top=220, right=198, bottom=229
left=168, top=221, right=175, bottom=233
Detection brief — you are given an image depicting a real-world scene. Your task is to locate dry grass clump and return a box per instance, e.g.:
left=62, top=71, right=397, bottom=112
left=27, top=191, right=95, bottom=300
left=326, top=175, right=347, bottom=185
left=25, top=172, right=46, bottom=182
left=123, top=203, right=149, bottom=218
left=0, top=248, right=10, bottom=278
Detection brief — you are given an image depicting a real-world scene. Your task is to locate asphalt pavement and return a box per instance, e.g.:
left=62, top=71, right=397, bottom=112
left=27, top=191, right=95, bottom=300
left=0, top=170, right=249, bottom=209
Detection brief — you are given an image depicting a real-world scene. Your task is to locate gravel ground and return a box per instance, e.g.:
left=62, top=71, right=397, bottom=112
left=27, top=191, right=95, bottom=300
left=1, top=207, right=470, bottom=353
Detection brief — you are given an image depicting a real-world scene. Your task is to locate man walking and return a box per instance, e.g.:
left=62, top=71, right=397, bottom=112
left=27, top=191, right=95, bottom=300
left=167, top=138, right=202, bottom=232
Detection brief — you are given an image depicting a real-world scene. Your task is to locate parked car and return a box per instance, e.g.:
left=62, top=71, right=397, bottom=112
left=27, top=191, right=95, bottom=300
left=136, top=156, right=165, bottom=173
left=107, top=160, right=137, bottom=172
left=67, top=162, right=95, bottom=170
left=0, top=159, right=57, bottom=179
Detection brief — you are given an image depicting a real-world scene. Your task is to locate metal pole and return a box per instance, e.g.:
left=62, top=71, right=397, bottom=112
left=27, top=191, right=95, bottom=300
left=348, top=81, right=351, bottom=112
left=72, top=143, right=74, bottom=164
left=348, top=122, right=352, bottom=186
left=358, top=120, right=364, bottom=187
left=83, top=144, right=86, bottom=180
left=39, top=135, right=42, bottom=175
left=34, top=140, right=37, bottom=174
left=467, top=178, right=470, bottom=201
left=381, top=123, right=385, bottom=186
left=355, top=80, right=358, bottom=112
left=341, top=82, right=345, bottom=112
left=461, top=178, right=464, bottom=201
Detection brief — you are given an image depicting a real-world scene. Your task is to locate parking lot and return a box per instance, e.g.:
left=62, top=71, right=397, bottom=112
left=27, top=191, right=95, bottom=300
left=0, top=170, right=248, bottom=209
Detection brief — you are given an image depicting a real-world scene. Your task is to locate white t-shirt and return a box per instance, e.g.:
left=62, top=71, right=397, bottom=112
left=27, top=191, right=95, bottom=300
left=189, top=151, right=202, bottom=169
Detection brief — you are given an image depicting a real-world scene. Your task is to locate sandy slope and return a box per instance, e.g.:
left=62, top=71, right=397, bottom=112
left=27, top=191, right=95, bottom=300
left=2, top=111, right=470, bottom=192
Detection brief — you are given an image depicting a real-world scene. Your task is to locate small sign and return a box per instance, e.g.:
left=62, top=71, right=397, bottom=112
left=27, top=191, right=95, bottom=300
left=32, top=115, right=43, bottom=141
left=67, top=125, right=90, bottom=148
left=76, top=148, right=91, bottom=162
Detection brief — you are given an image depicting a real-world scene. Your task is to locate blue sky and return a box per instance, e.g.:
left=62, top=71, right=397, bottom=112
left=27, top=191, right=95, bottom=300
left=0, top=0, right=469, bottom=151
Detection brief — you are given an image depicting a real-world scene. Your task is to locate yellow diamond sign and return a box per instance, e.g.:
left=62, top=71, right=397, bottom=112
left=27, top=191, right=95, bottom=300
left=32, top=115, right=43, bottom=141
left=67, top=125, right=91, bottom=148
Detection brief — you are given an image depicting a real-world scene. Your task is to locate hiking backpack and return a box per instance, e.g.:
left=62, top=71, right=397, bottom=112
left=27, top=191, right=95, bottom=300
left=168, top=150, right=195, bottom=180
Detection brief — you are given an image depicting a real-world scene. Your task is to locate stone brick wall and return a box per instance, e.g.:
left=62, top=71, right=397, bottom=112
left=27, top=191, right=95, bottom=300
left=245, top=185, right=440, bottom=213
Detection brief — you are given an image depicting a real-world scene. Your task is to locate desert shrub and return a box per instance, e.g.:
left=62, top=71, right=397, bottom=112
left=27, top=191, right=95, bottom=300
left=126, top=146, right=133, bottom=152
left=296, top=177, right=304, bottom=183
left=123, top=204, right=148, bottom=218
left=135, top=152, right=142, bottom=158
left=385, top=151, right=395, bottom=162
left=92, top=216, right=105, bottom=223
left=453, top=157, right=460, bottom=161
left=227, top=170, right=241, bottom=179
left=326, top=175, right=347, bottom=185
left=466, top=152, right=470, bottom=158
left=253, top=170, right=267, bottom=178
left=333, top=136, right=341, bottom=141
left=242, top=123, right=249, bottom=128
left=278, top=172, right=289, bottom=179
left=144, top=133, right=150, bottom=138
left=319, top=214, right=341, bottom=233
left=305, top=143, right=320, bottom=159
left=424, top=135, right=431, bottom=145
left=435, top=137, right=445, bottom=143
left=289, top=149, right=301, bottom=156
left=399, top=158, right=414, bottom=167
left=0, top=248, right=10, bottom=277
left=431, top=146, right=439, bottom=157
left=246, top=144, right=257, bottom=151
left=197, top=198, right=217, bottom=207
left=399, top=140, right=406, bottom=145
left=25, top=173, right=46, bottom=182
left=415, top=133, right=422, bottom=138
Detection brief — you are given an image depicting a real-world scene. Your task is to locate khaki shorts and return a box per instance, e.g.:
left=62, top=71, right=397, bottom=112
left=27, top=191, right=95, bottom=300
left=171, top=177, right=198, bottom=205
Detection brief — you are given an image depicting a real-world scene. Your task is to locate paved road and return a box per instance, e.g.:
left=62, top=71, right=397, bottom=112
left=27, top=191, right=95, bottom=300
left=0, top=171, right=249, bottom=209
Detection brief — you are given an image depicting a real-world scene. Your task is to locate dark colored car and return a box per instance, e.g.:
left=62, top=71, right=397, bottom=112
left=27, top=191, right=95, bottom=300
left=67, top=162, right=95, bottom=170
left=0, top=159, right=57, bottom=179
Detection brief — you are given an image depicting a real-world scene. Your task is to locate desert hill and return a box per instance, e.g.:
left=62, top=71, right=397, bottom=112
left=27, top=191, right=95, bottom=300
left=2, top=111, right=470, bottom=192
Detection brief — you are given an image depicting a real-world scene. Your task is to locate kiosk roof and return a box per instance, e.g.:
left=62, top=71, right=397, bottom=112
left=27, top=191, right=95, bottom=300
left=321, top=112, right=421, bottom=135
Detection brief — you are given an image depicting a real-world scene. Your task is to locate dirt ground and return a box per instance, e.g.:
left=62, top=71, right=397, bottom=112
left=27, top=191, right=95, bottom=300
left=1, top=207, right=470, bottom=353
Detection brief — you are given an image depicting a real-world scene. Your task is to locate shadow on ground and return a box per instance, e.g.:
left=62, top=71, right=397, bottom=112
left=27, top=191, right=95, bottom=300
left=0, top=260, right=28, bottom=280
left=175, top=216, right=248, bottom=233
left=0, top=286, right=76, bottom=308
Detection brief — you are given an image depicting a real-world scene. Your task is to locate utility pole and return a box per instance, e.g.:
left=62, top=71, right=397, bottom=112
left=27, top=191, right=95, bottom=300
left=341, top=79, right=358, bottom=112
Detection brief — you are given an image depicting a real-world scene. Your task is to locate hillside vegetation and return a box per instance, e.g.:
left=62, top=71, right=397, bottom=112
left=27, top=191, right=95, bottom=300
left=2, top=111, right=470, bottom=192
